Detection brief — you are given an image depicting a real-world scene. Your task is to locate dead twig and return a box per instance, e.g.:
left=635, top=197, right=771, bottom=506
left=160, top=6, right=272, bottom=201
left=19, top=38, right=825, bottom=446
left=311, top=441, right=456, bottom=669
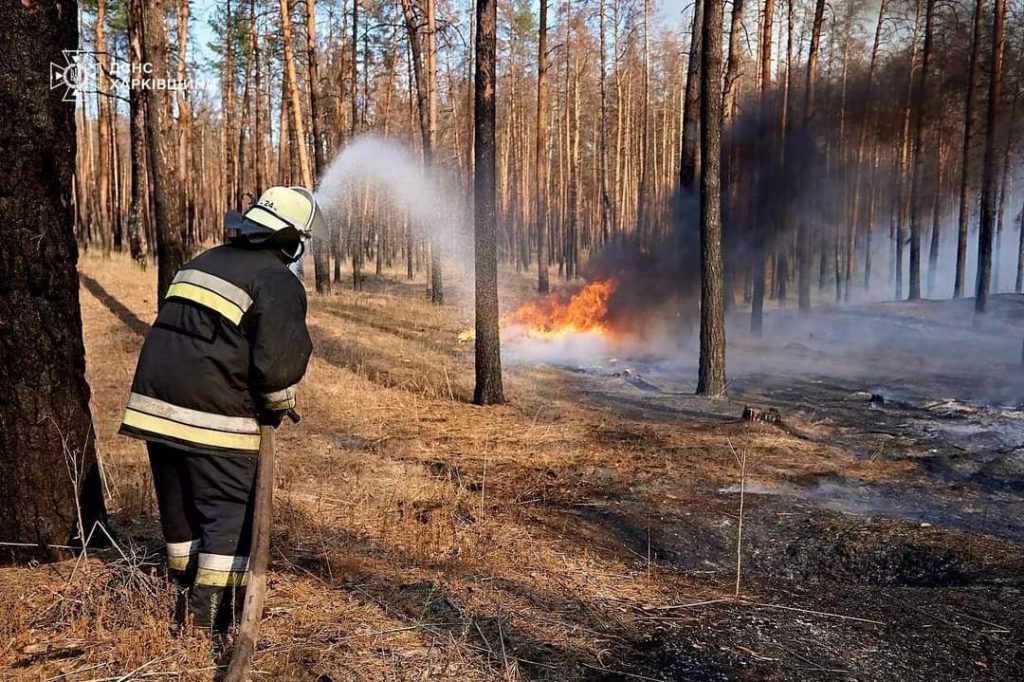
left=738, top=600, right=884, bottom=625
left=645, top=598, right=733, bottom=611
left=578, top=661, right=669, bottom=681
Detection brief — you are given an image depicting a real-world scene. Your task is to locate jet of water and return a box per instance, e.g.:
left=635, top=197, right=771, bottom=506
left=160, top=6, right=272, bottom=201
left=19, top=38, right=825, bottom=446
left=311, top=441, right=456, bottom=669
left=311, top=135, right=473, bottom=298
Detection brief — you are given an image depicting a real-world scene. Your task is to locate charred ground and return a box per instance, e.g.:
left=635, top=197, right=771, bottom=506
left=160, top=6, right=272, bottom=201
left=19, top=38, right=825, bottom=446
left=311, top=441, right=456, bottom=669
left=1, top=254, right=1022, bottom=681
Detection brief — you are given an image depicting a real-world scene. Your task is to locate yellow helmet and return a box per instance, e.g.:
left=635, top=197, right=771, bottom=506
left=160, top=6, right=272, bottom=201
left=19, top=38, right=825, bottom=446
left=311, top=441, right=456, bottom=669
left=225, top=186, right=324, bottom=246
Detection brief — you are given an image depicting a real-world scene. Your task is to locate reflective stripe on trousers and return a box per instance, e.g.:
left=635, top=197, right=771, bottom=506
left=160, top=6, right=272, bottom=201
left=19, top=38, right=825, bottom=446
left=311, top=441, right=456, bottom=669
left=195, top=553, right=250, bottom=587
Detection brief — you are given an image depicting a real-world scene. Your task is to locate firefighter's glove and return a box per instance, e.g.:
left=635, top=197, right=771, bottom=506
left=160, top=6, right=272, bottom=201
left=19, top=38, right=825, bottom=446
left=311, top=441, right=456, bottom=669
left=258, top=409, right=286, bottom=428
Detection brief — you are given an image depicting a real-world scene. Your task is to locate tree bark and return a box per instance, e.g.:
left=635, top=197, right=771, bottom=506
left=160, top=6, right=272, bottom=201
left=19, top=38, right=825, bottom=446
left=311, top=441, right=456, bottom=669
left=975, top=0, right=1007, bottom=316
left=221, top=0, right=238, bottom=221
left=750, top=0, right=775, bottom=336
left=906, top=0, right=936, bottom=300
left=955, top=0, right=984, bottom=298
left=175, top=0, right=195, bottom=249
left=1, top=0, right=107, bottom=551
left=473, top=0, right=505, bottom=405
left=535, top=0, right=550, bottom=293
left=400, top=0, right=443, bottom=301
left=304, top=0, right=331, bottom=293
left=1016, top=196, right=1024, bottom=293
left=306, top=0, right=326, bottom=177
left=95, top=0, right=115, bottom=251
left=797, top=0, right=828, bottom=312
left=426, top=0, right=443, bottom=302
left=697, top=0, right=727, bottom=396
left=127, top=0, right=147, bottom=261
left=139, top=0, right=187, bottom=302
left=598, top=0, right=611, bottom=243
left=635, top=0, right=652, bottom=246
left=679, top=0, right=703, bottom=193
left=895, top=0, right=924, bottom=299
left=722, top=0, right=747, bottom=122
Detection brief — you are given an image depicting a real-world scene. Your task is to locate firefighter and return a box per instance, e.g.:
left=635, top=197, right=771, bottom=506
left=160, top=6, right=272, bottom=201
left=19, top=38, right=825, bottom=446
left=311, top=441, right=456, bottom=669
left=120, top=186, right=320, bottom=634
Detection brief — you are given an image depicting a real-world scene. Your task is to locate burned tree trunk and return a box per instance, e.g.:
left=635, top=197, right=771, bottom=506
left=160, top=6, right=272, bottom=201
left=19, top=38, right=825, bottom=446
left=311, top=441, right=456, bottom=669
left=975, top=0, right=1007, bottom=316
left=697, top=0, right=727, bottom=396
left=1, top=0, right=107, bottom=551
left=473, top=0, right=505, bottom=405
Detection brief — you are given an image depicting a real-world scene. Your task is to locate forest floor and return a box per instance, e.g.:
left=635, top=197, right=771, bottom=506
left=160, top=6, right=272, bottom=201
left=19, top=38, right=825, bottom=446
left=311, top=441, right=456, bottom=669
left=2, top=252, right=1023, bottom=681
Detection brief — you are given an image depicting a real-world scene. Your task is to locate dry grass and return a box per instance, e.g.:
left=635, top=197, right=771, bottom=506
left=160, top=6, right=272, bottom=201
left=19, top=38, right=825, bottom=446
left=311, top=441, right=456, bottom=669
left=0, top=252, right=919, bottom=681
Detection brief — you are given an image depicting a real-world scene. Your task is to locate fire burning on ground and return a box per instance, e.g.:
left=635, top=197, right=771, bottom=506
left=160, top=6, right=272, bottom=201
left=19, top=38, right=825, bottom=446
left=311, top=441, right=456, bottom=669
left=459, top=279, right=618, bottom=344
left=504, top=279, right=617, bottom=340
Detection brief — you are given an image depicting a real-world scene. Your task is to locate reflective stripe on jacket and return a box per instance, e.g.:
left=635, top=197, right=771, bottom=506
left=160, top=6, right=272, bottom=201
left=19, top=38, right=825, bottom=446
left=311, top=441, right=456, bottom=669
left=119, top=244, right=312, bottom=456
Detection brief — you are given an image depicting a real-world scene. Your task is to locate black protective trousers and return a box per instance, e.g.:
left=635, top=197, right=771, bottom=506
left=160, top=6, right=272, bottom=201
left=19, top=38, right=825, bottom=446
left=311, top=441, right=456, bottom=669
left=148, top=442, right=257, bottom=633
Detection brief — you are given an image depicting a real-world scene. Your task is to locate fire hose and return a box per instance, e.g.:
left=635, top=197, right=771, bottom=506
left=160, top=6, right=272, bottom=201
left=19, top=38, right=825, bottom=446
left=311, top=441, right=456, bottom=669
left=223, top=409, right=299, bottom=682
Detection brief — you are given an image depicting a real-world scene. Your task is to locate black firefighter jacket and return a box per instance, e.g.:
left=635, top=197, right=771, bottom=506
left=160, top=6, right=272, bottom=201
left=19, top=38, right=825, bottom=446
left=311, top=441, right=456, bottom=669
left=120, top=244, right=313, bottom=457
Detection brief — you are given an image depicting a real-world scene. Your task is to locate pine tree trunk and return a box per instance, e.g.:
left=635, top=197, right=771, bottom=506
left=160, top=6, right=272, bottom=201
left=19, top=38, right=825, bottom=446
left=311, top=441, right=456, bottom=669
left=473, top=0, right=505, bottom=405
left=306, top=0, right=325, bottom=177
left=535, top=0, right=550, bottom=293
left=679, top=0, right=703, bottom=193
left=750, top=0, right=775, bottom=337
left=955, top=0, right=984, bottom=298
left=797, top=0, right=828, bottom=312
left=635, top=0, right=651, bottom=247
left=304, top=0, right=331, bottom=294
left=927, top=139, right=946, bottom=295
left=975, top=0, right=1007, bottom=316
left=722, top=0, right=747, bottom=122
left=697, top=0, right=727, bottom=396
left=140, top=0, right=187, bottom=302
left=175, top=0, right=195, bottom=249
left=598, top=0, right=611, bottom=244
left=221, top=0, right=238, bottom=220
left=127, top=0, right=147, bottom=262
left=1, top=1, right=108, bottom=551
left=895, top=0, right=924, bottom=300
left=236, top=4, right=254, bottom=209
left=907, top=0, right=936, bottom=301
left=95, top=0, right=114, bottom=252
left=426, top=0, right=443, bottom=303
left=992, top=89, right=1018, bottom=292
left=1015, top=196, right=1024, bottom=293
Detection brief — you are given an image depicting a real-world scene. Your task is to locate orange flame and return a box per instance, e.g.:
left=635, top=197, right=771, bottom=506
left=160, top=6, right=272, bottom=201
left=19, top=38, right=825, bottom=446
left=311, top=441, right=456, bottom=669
left=503, top=279, right=617, bottom=340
